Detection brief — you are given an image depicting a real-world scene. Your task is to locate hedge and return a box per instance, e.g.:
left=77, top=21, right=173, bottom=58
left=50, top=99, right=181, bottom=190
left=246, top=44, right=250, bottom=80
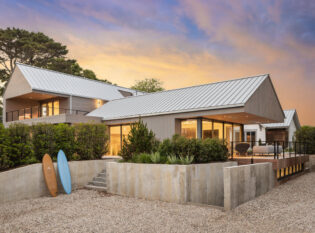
left=119, top=121, right=228, bottom=164
left=0, top=123, right=109, bottom=171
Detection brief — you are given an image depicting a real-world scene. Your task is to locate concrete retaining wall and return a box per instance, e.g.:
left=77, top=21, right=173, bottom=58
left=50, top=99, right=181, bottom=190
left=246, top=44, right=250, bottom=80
left=0, top=160, right=109, bottom=204
left=308, top=155, right=315, bottom=172
left=106, top=161, right=237, bottom=206
left=224, top=163, right=275, bottom=210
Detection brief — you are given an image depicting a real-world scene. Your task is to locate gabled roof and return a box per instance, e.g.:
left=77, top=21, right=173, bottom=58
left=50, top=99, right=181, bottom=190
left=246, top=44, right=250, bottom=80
left=262, top=109, right=300, bottom=129
left=14, top=63, right=143, bottom=100
left=88, top=74, right=269, bottom=120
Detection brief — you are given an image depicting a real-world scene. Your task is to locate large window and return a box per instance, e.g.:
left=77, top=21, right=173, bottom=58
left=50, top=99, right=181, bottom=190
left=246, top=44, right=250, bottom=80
left=109, top=124, right=131, bottom=155
left=213, top=122, right=223, bottom=139
left=181, top=120, right=197, bottom=139
left=40, top=99, right=60, bottom=117
left=202, top=119, right=213, bottom=139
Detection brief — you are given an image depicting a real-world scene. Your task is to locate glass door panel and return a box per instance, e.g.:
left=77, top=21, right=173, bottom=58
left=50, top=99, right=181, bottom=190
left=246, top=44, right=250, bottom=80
left=109, top=126, right=121, bottom=155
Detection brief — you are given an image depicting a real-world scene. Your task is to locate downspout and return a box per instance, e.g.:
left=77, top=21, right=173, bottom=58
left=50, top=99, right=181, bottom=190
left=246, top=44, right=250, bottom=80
left=69, top=95, right=73, bottom=114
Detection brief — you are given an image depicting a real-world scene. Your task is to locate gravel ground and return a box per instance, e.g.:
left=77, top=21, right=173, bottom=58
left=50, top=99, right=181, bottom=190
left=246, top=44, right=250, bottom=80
left=1, top=173, right=315, bottom=233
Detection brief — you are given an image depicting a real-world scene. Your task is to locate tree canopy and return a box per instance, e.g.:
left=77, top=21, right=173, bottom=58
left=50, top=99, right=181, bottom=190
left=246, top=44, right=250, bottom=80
left=131, top=78, right=164, bottom=93
left=0, top=27, right=113, bottom=117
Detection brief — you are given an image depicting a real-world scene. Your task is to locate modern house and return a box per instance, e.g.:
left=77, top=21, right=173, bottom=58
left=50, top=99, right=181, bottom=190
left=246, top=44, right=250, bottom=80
left=87, top=74, right=285, bottom=155
left=3, top=63, right=285, bottom=156
left=3, top=63, right=143, bottom=127
left=244, top=109, right=300, bottom=147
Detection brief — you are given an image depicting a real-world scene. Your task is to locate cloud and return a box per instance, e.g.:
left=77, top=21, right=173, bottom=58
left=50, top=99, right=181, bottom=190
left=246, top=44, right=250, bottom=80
left=0, top=0, right=314, bottom=125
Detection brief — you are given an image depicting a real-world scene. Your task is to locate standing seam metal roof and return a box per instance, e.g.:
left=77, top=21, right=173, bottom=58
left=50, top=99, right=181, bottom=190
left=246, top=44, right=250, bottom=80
left=16, top=63, right=143, bottom=100
left=262, top=110, right=297, bottom=128
left=88, top=74, right=269, bottom=120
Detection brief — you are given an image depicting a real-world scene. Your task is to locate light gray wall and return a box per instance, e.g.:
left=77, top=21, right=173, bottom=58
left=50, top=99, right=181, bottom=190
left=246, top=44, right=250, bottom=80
left=188, top=162, right=237, bottom=206
left=0, top=160, right=108, bottom=204
left=71, top=96, right=106, bottom=113
left=245, top=77, right=284, bottom=123
left=106, top=161, right=237, bottom=206
left=104, top=107, right=245, bottom=141
left=224, top=162, right=275, bottom=210
left=3, top=66, right=32, bottom=99
left=4, top=114, right=102, bottom=127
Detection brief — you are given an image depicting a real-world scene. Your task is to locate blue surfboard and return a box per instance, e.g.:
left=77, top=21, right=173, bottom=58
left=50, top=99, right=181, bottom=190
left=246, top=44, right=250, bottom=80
left=57, top=150, right=72, bottom=194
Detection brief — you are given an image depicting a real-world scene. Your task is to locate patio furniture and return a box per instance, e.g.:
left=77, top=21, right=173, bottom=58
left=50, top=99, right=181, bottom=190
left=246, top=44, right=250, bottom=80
left=253, top=145, right=283, bottom=156
left=235, top=142, right=250, bottom=156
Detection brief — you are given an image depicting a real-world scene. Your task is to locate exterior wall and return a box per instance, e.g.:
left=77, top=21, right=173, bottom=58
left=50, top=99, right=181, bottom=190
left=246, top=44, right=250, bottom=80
left=71, top=96, right=106, bottom=113
left=3, top=66, right=32, bottom=99
left=104, top=107, right=245, bottom=141
left=0, top=160, right=107, bottom=204
left=5, top=98, right=40, bottom=112
left=106, top=161, right=237, bottom=206
left=288, top=120, right=297, bottom=142
left=4, top=114, right=102, bottom=127
left=188, top=162, right=237, bottom=206
left=244, top=77, right=284, bottom=123
left=244, top=124, right=266, bottom=142
left=224, top=162, right=275, bottom=210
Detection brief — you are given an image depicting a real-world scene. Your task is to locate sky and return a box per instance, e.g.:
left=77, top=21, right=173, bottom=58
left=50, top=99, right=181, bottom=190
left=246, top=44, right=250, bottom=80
left=0, top=0, right=314, bottom=125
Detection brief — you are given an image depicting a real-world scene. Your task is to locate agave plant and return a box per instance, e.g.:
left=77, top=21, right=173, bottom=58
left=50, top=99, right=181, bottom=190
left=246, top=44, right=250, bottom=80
left=179, top=155, right=194, bottom=165
left=150, top=152, right=161, bottom=163
left=167, top=154, right=179, bottom=164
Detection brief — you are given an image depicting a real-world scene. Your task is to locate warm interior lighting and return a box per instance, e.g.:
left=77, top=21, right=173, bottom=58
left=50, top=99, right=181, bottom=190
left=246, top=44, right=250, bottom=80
left=96, top=99, right=102, bottom=108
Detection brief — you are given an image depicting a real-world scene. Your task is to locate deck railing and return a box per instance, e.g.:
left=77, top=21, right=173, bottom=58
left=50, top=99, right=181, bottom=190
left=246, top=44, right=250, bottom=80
left=5, top=106, right=89, bottom=122
left=229, top=140, right=309, bottom=160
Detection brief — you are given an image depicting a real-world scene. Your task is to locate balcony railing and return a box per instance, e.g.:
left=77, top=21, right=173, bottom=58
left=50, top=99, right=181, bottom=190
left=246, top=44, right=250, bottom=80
left=229, top=140, right=309, bottom=160
left=5, top=106, right=89, bottom=122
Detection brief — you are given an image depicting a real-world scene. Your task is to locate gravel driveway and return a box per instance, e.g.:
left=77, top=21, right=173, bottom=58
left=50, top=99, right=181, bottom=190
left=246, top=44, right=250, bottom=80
left=1, top=172, right=315, bottom=233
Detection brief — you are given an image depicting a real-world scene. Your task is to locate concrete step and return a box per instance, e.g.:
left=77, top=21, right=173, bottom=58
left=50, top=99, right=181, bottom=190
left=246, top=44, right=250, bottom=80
left=93, top=177, right=106, bottom=183
left=97, top=172, right=106, bottom=178
left=84, top=184, right=107, bottom=192
left=88, top=181, right=106, bottom=187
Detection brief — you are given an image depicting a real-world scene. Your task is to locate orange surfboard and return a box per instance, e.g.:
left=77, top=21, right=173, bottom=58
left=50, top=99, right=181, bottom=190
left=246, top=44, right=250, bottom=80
left=42, top=154, right=58, bottom=197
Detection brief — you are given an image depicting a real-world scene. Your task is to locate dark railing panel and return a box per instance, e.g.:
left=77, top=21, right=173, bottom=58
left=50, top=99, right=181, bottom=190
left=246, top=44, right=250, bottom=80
left=6, top=106, right=89, bottom=122
left=230, top=140, right=309, bottom=160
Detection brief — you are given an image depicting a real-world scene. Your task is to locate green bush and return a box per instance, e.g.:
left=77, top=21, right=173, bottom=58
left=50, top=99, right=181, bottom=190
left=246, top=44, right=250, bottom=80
left=0, top=124, right=10, bottom=170
left=75, top=123, right=108, bottom=160
left=32, top=124, right=56, bottom=161
left=131, top=153, right=152, bottom=163
left=159, top=135, right=227, bottom=163
left=295, top=126, right=315, bottom=154
left=5, top=124, right=35, bottom=167
left=120, top=120, right=159, bottom=161
left=54, top=124, right=76, bottom=160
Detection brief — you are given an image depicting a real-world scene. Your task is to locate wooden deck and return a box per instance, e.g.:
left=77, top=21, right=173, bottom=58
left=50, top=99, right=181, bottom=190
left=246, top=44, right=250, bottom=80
left=230, top=154, right=309, bottom=181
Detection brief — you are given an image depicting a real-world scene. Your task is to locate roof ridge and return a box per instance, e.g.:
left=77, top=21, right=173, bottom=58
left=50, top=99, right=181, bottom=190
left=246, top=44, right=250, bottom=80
left=106, top=74, right=269, bottom=103
left=16, top=62, right=140, bottom=93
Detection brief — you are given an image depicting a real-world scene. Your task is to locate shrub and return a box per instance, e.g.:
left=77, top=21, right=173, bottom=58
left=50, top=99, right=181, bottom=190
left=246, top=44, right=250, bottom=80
left=120, top=120, right=159, bottom=161
left=159, top=135, right=228, bottom=163
left=167, top=154, right=179, bottom=164
left=295, top=126, right=315, bottom=154
left=54, top=124, right=76, bottom=160
left=179, top=155, right=194, bottom=165
left=5, top=124, right=34, bottom=167
left=32, top=124, right=56, bottom=161
left=150, top=152, right=161, bottom=163
left=75, top=123, right=108, bottom=160
left=131, top=153, right=152, bottom=163
left=0, top=124, right=10, bottom=170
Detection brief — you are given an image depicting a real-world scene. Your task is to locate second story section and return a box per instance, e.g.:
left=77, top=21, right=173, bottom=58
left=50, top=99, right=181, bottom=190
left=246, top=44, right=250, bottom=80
left=3, top=63, right=142, bottom=126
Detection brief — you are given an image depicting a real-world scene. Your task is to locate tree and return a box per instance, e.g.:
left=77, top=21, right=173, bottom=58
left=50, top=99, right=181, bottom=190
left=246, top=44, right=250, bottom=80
left=131, top=78, right=164, bottom=93
left=295, top=126, right=315, bottom=154
left=0, top=27, right=113, bottom=116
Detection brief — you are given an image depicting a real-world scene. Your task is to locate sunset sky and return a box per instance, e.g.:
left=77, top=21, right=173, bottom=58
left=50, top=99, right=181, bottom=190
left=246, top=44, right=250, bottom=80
left=0, top=0, right=314, bottom=125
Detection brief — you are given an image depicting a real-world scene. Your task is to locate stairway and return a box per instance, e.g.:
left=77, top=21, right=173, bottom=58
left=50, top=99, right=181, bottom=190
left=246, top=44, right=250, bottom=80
left=84, top=169, right=107, bottom=192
